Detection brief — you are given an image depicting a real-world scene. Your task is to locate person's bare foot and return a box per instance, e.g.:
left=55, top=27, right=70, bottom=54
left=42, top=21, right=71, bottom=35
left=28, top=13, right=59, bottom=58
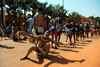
left=54, top=47, right=58, bottom=49
left=52, top=46, right=54, bottom=48
left=20, top=56, right=28, bottom=61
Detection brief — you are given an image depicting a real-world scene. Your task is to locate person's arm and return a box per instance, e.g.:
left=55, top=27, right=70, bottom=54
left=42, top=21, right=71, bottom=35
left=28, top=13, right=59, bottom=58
left=43, top=17, right=47, bottom=31
left=49, top=38, right=60, bottom=47
left=19, top=31, right=39, bottom=39
left=33, top=19, right=36, bottom=34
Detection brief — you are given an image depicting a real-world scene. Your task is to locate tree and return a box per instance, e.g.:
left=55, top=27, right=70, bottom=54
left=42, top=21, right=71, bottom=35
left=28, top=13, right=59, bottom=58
left=0, top=0, right=3, bottom=24
left=6, top=0, right=20, bottom=21
left=93, top=17, right=100, bottom=22
left=18, top=0, right=32, bottom=20
left=88, top=16, right=94, bottom=20
left=68, top=11, right=82, bottom=22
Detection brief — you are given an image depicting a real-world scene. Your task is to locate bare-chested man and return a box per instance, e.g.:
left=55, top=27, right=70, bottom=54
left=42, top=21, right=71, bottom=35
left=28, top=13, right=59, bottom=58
left=49, top=14, right=58, bottom=49
left=20, top=30, right=59, bottom=60
left=33, top=7, right=47, bottom=35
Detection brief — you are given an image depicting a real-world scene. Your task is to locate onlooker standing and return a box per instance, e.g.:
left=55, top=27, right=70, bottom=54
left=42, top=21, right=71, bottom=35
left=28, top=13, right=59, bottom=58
left=6, top=25, right=11, bottom=38
left=55, top=13, right=62, bottom=42
left=25, top=15, right=34, bottom=35
left=49, top=14, right=58, bottom=49
left=33, top=7, right=46, bottom=35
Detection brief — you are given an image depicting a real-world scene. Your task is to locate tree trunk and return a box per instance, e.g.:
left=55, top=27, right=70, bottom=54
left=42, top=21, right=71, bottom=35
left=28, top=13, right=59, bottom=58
left=1, top=7, right=3, bottom=24
left=24, top=10, right=26, bottom=20
left=8, top=11, right=11, bottom=24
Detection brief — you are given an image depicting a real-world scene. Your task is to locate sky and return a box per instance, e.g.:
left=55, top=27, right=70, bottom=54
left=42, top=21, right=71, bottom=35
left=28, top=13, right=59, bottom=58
left=38, top=0, right=100, bottom=17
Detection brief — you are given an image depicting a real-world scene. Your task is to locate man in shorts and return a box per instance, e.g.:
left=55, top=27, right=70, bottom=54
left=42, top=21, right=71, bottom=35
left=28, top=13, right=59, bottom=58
left=49, top=14, right=58, bottom=49
left=55, top=13, right=62, bottom=42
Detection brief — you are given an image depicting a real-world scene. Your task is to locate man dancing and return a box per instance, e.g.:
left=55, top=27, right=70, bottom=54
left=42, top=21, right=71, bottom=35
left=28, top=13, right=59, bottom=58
left=20, top=30, right=59, bottom=60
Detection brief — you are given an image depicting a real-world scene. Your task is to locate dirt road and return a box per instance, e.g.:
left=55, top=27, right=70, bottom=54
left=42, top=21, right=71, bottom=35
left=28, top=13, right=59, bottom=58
left=0, top=34, right=100, bottom=67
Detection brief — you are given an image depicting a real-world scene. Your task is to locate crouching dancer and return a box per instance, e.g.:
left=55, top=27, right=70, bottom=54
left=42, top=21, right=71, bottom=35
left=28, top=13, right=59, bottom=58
left=20, top=30, right=59, bottom=60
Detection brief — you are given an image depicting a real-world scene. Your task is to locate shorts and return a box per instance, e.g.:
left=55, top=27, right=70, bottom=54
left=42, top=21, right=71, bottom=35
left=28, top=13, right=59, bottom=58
left=37, top=46, right=42, bottom=53
left=51, top=30, right=57, bottom=34
left=36, top=28, right=44, bottom=35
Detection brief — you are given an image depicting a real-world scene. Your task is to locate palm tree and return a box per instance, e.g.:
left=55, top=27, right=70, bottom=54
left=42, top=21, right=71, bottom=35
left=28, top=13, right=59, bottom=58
left=29, top=0, right=39, bottom=15
left=6, top=0, right=20, bottom=22
left=18, top=0, right=32, bottom=20
left=0, top=0, right=3, bottom=24
left=68, top=11, right=81, bottom=22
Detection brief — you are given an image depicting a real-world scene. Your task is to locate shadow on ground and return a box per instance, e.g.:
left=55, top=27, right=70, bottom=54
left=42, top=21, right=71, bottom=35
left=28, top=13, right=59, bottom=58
left=49, top=51, right=60, bottom=54
left=85, top=40, right=93, bottom=42
left=0, top=44, right=15, bottom=49
left=44, top=55, right=85, bottom=67
left=21, top=55, right=85, bottom=67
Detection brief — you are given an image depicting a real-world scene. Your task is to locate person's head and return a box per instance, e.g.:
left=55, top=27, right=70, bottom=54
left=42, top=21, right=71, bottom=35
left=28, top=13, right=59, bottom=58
left=80, top=21, right=82, bottom=24
left=31, top=15, right=34, bottom=18
left=38, top=7, right=42, bottom=12
left=58, top=13, right=61, bottom=17
left=71, top=19, right=74, bottom=22
left=52, top=14, right=56, bottom=18
left=67, top=20, right=70, bottom=23
left=44, top=30, right=51, bottom=37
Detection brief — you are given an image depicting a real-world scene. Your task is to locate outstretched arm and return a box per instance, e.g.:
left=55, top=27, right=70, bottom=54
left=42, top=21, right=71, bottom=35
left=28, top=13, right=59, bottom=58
left=49, top=38, right=60, bottom=47
left=19, top=31, right=39, bottom=39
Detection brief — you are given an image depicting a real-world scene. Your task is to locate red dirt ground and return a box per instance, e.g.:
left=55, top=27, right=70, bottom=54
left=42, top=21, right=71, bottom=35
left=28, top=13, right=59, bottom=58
left=0, top=34, right=100, bottom=67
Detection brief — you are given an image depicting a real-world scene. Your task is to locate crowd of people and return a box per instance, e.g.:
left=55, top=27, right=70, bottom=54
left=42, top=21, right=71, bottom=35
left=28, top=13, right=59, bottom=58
left=0, top=7, right=100, bottom=60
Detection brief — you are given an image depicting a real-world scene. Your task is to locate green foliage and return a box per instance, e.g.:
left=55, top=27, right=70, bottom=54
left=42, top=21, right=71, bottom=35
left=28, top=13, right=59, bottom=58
left=93, top=17, right=100, bottom=22
left=88, top=16, right=94, bottom=20
left=68, top=11, right=82, bottom=22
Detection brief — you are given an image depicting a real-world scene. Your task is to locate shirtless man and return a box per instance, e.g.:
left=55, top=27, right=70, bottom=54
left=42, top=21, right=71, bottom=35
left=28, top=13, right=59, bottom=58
left=49, top=14, right=58, bottom=49
left=33, top=7, right=47, bottom=35
left=20, top=30, right=59, bottom=60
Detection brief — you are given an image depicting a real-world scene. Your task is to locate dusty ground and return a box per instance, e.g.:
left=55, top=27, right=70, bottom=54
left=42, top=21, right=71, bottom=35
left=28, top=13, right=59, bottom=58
left=0, top=33, right=100, bottom=67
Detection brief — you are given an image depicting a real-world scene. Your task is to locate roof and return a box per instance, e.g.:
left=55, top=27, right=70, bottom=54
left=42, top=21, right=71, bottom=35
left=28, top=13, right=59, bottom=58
left=80, top=15, right=96, bottom=24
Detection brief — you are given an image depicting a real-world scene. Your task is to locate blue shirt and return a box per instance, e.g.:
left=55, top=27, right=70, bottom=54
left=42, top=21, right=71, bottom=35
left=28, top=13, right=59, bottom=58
left=6, top=27, right=10, bottom=32
left=27, top=18, right=34, bottom=27
left=66, top=28, right=71, bottom=35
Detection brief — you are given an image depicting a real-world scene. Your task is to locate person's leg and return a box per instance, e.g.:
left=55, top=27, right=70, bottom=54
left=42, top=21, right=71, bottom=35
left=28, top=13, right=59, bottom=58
left=57, top=31, right=61, bottom=42
left=29, top=27, right=32, bottom=35
left=43, top=43, right=50, bottom=55
left=43, top=43, right=51, bottom=59
left=87, top=32, right=88, bottom=38
left=83, top=34, right=85, bottom=41
left=54, top=34, right=58, bottom=49
left=72, top=32, right=75, bottom=42
left=51, top=34, right=54, bottom=48
left=66, top=35, right=68, bottom=42
left=69, top=35, right=71, bottom=42
left=21, top=46, right=38, bottom=60
left=58, top=33, right=61, bottom=42
left=70, top=33, right=72, bottom=42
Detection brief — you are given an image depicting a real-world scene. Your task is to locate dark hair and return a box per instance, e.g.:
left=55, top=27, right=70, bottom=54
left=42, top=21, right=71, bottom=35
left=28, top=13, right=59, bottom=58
left=52, top=14, right=55, bottom=18
left=71, top=19, right=74, bottom=22
left=38, top=7, right=42, bottom=12
left=31, top=15, right=34, bottom=17
left=58, top=13, right=61, bottom=17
